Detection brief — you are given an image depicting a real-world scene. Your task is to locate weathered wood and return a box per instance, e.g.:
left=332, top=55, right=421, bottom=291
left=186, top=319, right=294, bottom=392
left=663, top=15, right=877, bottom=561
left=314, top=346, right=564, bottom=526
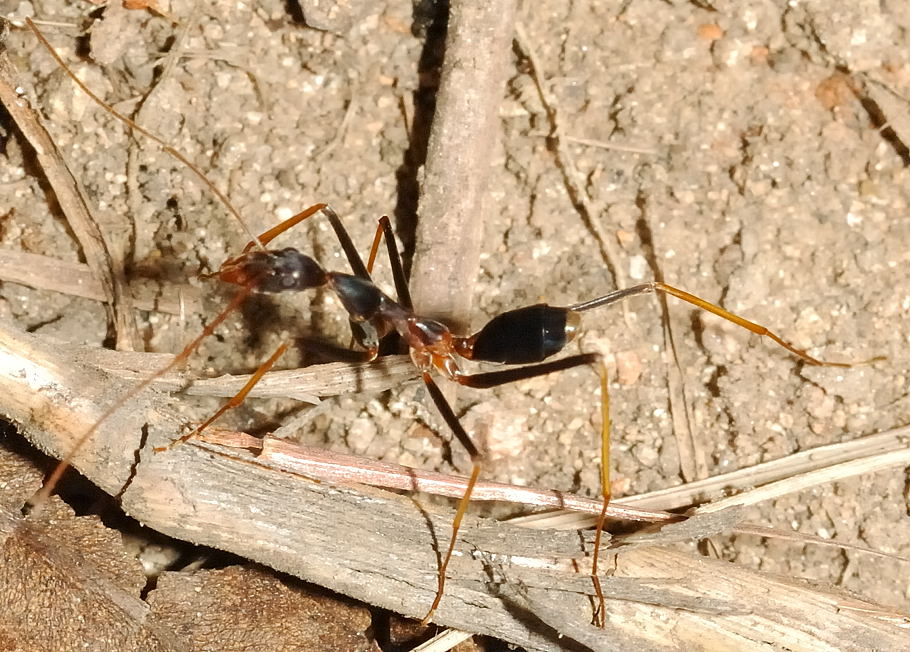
left=1, top=321, right=907, bottom=650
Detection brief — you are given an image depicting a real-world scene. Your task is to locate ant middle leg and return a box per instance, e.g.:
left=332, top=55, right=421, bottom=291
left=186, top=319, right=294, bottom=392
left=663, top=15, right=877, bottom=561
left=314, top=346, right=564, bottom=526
left=366, top=215, right=412, bottom=309
left=155, top=340, right=291, bottom=452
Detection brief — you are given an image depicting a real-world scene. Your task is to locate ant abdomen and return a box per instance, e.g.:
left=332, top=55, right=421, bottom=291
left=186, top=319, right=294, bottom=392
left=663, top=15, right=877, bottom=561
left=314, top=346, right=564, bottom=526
left=462, top=304, right=581, bottom=365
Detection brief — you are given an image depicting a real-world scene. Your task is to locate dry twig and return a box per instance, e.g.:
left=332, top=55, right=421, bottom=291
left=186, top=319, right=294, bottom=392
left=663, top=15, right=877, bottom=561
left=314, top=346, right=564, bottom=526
left=0, top=248, right=199, bottom=315
left=410, top=0, right=518, bottom=332
left=0, top=22, right=139, bottom=349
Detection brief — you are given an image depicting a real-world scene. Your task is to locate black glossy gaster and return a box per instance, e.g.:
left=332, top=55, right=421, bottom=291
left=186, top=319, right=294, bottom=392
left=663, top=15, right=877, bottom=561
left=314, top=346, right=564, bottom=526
left=470, top=304, right=573, bottom=364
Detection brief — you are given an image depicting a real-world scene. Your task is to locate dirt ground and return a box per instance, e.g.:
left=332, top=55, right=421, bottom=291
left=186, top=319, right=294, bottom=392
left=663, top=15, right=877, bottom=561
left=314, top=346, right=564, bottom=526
left=1, top=0, right=909, bottom=649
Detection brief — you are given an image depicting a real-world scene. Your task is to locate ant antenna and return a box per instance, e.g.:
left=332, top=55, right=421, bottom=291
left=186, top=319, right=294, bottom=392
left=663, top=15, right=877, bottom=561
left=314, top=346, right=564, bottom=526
left=25, top=18, right=265, bottom=252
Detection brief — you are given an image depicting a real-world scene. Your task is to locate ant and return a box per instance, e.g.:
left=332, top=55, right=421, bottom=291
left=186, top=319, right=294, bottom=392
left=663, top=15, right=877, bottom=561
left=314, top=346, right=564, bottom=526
left=151, top=200, right=854, bottom=625
left=23, top=18, right=861, bottom=627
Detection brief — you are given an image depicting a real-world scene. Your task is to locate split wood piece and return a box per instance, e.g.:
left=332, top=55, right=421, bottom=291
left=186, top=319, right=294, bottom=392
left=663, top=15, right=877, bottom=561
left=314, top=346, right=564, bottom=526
left=84, top=346, right=417, bottom=404
left=194, top=430, right=671, bottom=524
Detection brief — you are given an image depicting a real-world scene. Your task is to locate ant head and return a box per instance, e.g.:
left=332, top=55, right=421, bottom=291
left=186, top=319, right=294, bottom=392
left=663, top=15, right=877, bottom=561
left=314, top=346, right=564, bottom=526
left=217, top=248, right=328, bottom=293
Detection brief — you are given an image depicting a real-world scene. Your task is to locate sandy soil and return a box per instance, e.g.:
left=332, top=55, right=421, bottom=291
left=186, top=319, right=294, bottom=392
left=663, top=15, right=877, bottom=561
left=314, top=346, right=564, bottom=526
left=1, top=0, right=908, bottom=648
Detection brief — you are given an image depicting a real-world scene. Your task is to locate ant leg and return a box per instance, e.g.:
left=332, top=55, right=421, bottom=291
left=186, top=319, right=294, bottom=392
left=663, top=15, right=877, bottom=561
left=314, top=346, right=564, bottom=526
left=254, top=204, right=376, bottom=281
left=570, top=281, right=872, bottom=367
left=419, top=372, right=481, bottom=625
left=154, top=340, right=291, bottom=452
left=367, top=216, right=412, bottom=309
left=448, top=353, right=612, bottom=626
left=156, top=319, right=383, bottom=454
left=366, top=220, right=384, bottom=274
left=343, top=215, right=411, bottom=353
left=177, top=212, right=393, bottom=450
left=320, top=206, right=371, bottom=279
left=245, top=203, right=327, bottom=252
left=297, top=337, right=379, bottom=364
left=456, top=353, right=601, bottom=388
left=591, top=357, right=610, bottom=628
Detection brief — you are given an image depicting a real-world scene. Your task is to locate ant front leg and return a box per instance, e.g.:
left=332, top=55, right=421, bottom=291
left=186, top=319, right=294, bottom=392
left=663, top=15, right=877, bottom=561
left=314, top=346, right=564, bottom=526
left=238, top=203, right=373, bottom=281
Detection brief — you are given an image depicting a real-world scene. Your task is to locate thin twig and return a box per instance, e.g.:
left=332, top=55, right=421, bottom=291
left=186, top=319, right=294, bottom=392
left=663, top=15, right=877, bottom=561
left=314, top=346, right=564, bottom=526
left=562, top=134, right=660, bottom=155
left=410, top=629, right=473, bottom=652
left=0, top=248, right=200, bottom=315
left=508, top=424, right=910, bottom=564
left=624, top=425, right=910, bottom=509
left=0, top=29, right=139, bottom=350
left=697, top=446, right=910, bottom=514
left=409, top=0, right=519, bottom=332
left=528, top=130, right=661, bottom=155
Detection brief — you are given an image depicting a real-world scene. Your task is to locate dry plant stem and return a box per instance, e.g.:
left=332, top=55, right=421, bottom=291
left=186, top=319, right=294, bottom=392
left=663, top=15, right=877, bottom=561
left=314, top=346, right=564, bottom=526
left=0, top=248, right=200, bottom=315
left=4, top=320, right=908, bottom=650
left=624, top=425, right=910, bottom=510
left=512, top=21, right=627, bottom=295
left=0, top=37, right=139, bottom=351
left=697, top=445, right=910, bottom=514
left=406, top=1, right=518, bottom=621
left=197, top=431, right=669, bottom=524
left=559, top=134, right=659, bottom=155
left=730, top=522, right=910, bottom=563
left=523, top=425, right=910, bottom=559
left=662, top=321, right=703, bottom=482
left=409, top=0, right=518, bottom=332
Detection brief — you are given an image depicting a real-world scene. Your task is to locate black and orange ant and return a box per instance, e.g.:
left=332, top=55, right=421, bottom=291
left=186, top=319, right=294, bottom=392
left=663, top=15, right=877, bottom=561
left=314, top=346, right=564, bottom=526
left=22, top=17, right=861, bottom=626
left=146, top=198, right=853, bottom=624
